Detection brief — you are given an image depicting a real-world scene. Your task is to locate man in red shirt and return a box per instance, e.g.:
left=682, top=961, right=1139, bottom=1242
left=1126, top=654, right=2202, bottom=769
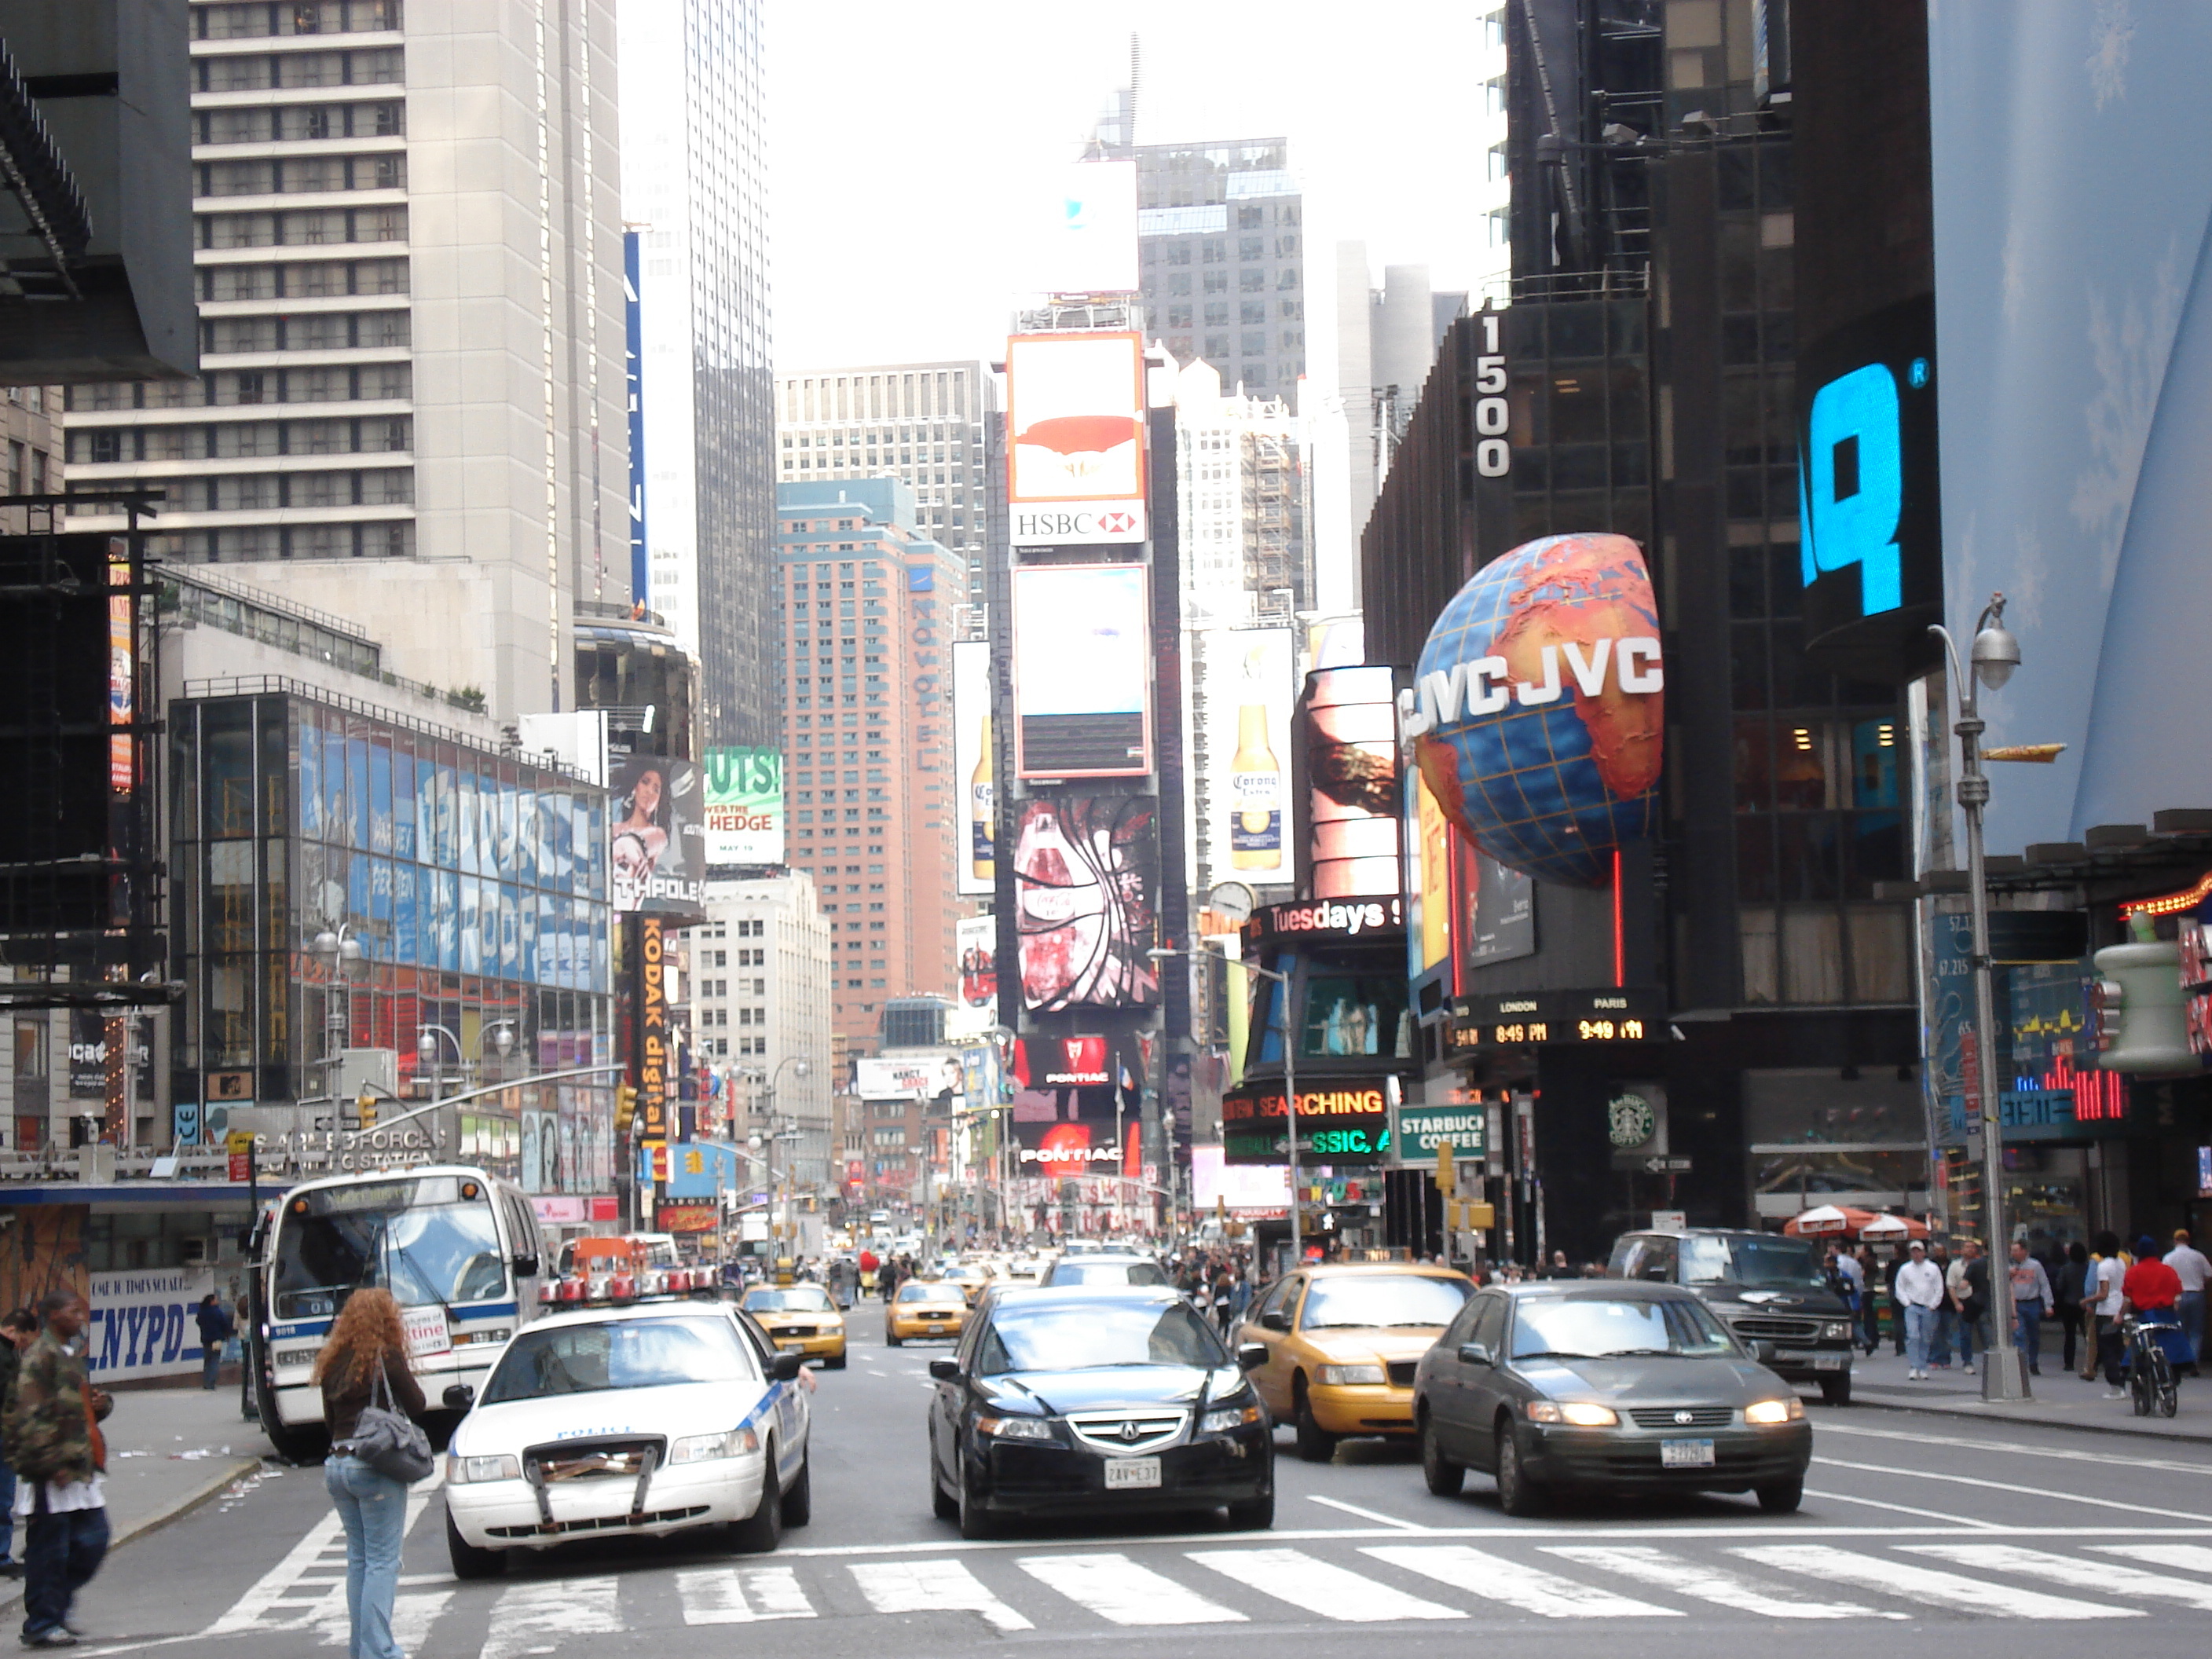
left=2125, top=1236, right=2184, bottom=1313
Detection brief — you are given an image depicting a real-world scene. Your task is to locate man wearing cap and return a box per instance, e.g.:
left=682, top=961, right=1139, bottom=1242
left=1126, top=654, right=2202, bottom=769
left=2166, top=1229, right=2210, bottom=1368
left=1893, top=1240, right=1947, bottom=1380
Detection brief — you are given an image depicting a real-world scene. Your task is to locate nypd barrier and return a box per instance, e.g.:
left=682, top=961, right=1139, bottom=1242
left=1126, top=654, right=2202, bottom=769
left=90, top=1267, right=215, bottom=1383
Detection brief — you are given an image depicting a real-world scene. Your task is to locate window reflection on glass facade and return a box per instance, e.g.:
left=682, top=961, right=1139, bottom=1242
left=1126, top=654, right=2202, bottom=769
left=170, top=692, right=617, bottom=1195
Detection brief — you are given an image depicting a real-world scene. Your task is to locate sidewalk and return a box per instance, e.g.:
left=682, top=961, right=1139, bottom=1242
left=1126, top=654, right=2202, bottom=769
left=1848, top=1339, right=2212, bottom=1442
left=0, top=1381, right=275, bottom=1603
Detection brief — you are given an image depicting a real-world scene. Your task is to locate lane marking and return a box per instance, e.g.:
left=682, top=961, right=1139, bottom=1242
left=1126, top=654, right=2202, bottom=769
left=1821, top=1419, right=2212, bottom=1475
left=1308, top=1494, right=1427, bottom=1530
left=1366, top=1543, right=1676, bottom=1618
left=1188, top=1546, right=1461, bottom=1622
left=1731, top=1544, right=2135, bottom=1620
left=1020, top=1551, right=1247, bottom=1625
left=1543, top=1544, right=1904, bottom=1618
left=850, top=1558, right=1034, bottom=1632
left=1812, top=1456, right=2212, bottom=1524
left=1802, top=1486, right=2004, bottom=1529
left=204, top=1511, right=347, bottom=1634
left=1910, top=1544, right=2212, bottom=1612
left=391, top=1591, right=451, bottom=1652
left=678, top=1565, right=817, bottom=1624
left=481, top=1575, right=623, bottom=1659
left=2097, top=1544, right=2212, bottom=1576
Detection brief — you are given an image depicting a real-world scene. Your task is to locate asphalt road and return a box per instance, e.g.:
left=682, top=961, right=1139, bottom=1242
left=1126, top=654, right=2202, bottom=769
left=60, top=1316, right=2212, bottom=1657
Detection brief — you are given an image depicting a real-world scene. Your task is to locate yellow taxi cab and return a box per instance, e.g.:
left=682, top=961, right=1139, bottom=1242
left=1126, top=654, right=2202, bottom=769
left=1235, top=1262, right=1474, bottom=1461
left=885, top=1277, right=972, bottom=1346
left=942, top=1261, right=997, bottom=1306
left=740, top=1282, right=848, bottom=1368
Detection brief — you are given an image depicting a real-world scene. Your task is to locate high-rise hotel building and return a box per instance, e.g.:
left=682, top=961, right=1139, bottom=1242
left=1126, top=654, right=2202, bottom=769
left=60, top=0, right=628, bottom=726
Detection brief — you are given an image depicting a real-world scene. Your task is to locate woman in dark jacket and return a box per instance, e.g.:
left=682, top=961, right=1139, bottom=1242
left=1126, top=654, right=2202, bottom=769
left=2054, top=1241, right=2090, bottom=1374
left=314, top=1290, right=425, bottom=1659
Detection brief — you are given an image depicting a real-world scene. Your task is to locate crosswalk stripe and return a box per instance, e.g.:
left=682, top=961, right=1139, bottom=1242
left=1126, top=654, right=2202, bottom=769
left=1730, top=1546, right=2137, bottom=1620
left=2094, top=1544, right=2212, bottom=1577
left=1543, top=1544, right=1903, bottom=1618
left=1188, top=1547, right=1461, bottom=1622
left=679, top=1565, right=819, bottom=1624
left=481, top=1576, right=624, bottom=1659
left=849, top=1559, right=1034, bottom=1632
left=1019, top=1552, right=1247, bottom=1625
left=1907, top=1544, right=2212, bottom=1612
left=391, top=1591, right=451, bottom=1654
left=1365, top=1544, right=1678, bottom=1618
left=205, top=1512, right=347, bottom=1635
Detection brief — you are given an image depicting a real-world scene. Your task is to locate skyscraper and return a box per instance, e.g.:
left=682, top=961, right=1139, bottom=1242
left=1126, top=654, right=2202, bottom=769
left=775, top=478, right=964, bottom=1053
left=621, top=0, right=776, bottom=749
left=61, top=0, right=628, bottom=726
left=775, top=364, right=1000, bottom=612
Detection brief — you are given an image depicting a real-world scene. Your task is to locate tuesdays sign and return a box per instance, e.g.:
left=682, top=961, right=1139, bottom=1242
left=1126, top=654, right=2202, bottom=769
left=89, top=1267, right=214, bottom=1382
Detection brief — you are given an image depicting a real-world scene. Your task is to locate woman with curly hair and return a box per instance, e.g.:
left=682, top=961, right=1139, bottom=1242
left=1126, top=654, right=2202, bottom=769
left=314, top=1290, right=426, bottom=1659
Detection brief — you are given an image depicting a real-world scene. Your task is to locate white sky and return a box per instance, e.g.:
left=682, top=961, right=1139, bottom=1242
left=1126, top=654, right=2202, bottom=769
left=766, top=1, right=1499, bottom=372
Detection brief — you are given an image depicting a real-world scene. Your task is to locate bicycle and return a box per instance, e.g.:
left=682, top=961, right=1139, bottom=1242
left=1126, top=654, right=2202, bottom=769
left=2124, top=1312, right=2185, bottom=1418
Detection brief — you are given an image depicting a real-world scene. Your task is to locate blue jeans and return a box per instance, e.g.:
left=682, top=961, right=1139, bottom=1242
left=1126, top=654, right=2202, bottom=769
left=1957, top=1308, right=1991, bottom=1367
left=1905, top=1303, right=1937, bottom=1372
left=21, top=1500, right=107, bottom=1641
left=324, top=1454, right=408, bottom=1659
left=2014, top=1300, right=2044, bottom=1370
left=0, top=1464, right=14, bottom=1562
left=2177, top=1291, right=2204, bottom=1363
left=1931, top=1305, right=1956, bottom=1364
left=203, top=1342, right=222, bottom=1389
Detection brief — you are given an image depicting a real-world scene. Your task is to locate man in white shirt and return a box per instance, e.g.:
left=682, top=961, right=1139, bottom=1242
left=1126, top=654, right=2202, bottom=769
left=2090, top=1230, right=2129, bottom=1397
left=2166, top=1229, right=2210, bottom=1366
left=1892, top=1240, right=1948, bottom=1379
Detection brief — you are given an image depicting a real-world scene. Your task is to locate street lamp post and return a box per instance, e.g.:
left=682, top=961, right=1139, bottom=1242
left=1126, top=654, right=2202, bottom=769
left=312, top=925, right=364, bottom=1090
left=741, top=1055, right=811, bottom=1265
left=1151, top=947, right=1299, bottom=1269
left=1928, top=592, right=2030, bottom=1404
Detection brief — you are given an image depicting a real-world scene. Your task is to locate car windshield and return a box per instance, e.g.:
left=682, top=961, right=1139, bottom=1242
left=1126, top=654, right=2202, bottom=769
left=273, top=1177, right=507, bottom=1320
left=977, top=1301, right=1227, bottom=1374
left=1300, top=1273, right=1472, bottom=1330
left=1678, top=1235, right=1829, bottom=1291
left=1048, top=1259, right=1166, bottom=1286
left=1510, top=1295, right=1736, bottom=1360
left=899, top=1282, right=966, bottom=1304
left=482, top=1316, right=757, bottom=1402
left=744, top=1287, right=835, bottom=1313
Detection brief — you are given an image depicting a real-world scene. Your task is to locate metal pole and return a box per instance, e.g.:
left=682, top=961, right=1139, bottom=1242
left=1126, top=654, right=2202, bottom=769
left=1281, top=967, right=1300, bottom=1269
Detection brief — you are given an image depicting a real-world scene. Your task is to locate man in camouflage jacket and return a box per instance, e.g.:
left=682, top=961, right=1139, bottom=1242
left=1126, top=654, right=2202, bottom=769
left=5, top=1291, right=111, bottom=1648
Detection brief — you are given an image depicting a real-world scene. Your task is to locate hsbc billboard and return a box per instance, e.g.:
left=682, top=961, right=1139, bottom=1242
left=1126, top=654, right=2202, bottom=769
left=1005, top=331, right=1147, bottom=548
left=1010, top=501, right=1148, bottom=548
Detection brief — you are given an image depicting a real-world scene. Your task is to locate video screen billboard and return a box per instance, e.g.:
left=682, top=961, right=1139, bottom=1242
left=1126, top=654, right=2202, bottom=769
left=610, top=753, right=704, bottom=914
left=1013, top=795, right=1160, bottom=1012
left=1304, top=665, right=1401, bottom=899
left=1012, top=1118, right=1138, bottom=1177
left=1005, top=331, right=1148, bottom=547
left=1012, top=564, right=1151, bottom=778
left=952, top=639, right=994, bottom=894
left=701, top=747, right=782, bottom=865
left=1196, top=627, right=1294, bottom=884
left=954, top=914, right=998, bottom=1032
left=854, top=1052, right=962, bottom=1101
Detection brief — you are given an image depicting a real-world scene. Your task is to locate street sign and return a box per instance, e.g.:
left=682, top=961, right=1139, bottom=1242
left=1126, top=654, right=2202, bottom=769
left=1640, top=1155, right=1692, bottom=1174
left=225, top=1129, right=255, bottom=1182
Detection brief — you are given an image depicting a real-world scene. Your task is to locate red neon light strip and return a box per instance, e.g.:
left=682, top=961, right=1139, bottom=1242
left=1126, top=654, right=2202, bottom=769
left=1612, top=848, right=1625, bottom=987
left=2121, top=870, right=2212, bottom=918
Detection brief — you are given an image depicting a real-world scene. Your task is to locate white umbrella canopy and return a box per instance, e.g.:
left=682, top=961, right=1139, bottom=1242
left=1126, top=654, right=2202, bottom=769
left=1786, top=1204, right=1854, bottom=1236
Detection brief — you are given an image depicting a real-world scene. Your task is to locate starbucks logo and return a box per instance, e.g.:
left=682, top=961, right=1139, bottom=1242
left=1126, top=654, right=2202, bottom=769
left=1607, top=1092, right=1656, bottom=1148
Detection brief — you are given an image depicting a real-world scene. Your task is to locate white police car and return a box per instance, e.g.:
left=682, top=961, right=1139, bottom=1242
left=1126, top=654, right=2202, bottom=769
left=441, top=1299, right=811, bottom=1576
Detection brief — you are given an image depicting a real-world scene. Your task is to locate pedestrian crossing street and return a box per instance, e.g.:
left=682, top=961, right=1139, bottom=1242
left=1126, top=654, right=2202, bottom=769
left=203, top=1526, right=2212, bottom=1649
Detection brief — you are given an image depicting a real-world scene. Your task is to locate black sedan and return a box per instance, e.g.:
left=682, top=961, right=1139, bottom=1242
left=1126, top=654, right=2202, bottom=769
left=926, top=1285, right=1275, bottom=1539
left=1413, top=1280, right=1813, bottom=1516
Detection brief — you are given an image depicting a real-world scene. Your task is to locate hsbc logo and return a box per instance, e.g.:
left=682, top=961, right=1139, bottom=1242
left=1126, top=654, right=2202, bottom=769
left=1010, top=500, right=1147, bottom=547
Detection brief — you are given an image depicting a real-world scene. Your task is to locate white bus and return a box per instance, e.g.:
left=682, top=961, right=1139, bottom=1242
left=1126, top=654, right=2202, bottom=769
left=248, top=1164, right=547, bottom=1461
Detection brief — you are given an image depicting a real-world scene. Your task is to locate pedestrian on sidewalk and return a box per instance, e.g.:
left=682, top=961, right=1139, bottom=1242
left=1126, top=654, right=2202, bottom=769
left=1884, top=1247, right=1909, bottom=1355
left=1852, top=1246, right=1881, bottom=1352
left=0, top=1308, right=38, bottom=1580
left=192, top=1295, right=233, bottom=1392
left=1894, top=1240, right=1947, bottom=1379
left=2089, top=1231, right=2130, bottom=1397
left=2056, top=1242, right=2089, bottom=1373
left=5, top=1290, right=113, bottom=1649
left=2165, top=1229, right=2209, bottom=1367
left=1949, top=1240, right=1992, bottom=1375
left=1928, top=1242, right=1957, bottom=1368
left=315, top=1289, right=426, bottom=1659
left=2008, top=1240, right=2052, bottom=1375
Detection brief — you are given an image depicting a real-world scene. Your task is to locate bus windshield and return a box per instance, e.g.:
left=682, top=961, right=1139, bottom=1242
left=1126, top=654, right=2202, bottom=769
left=272, top=1176, right=508, bottom=1320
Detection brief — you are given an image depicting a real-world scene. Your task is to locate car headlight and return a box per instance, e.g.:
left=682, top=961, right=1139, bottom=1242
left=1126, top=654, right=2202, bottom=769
left=670, top=1427, right=760, bottom=1463
left=1317, top=1363, right=1387, bottom=1386
left=1201, top=1404, right=1262, bottom=1434
left=447, top=1453, right=520, bottom=1483
left=975, top=1414, right=1056, bottom=1441
left=1744, top=1397, right=1805, bottom=1425
left=1822, top=1321, right=1851, bottom=1341
left=1525, top=1401, right=1618, bottom=1426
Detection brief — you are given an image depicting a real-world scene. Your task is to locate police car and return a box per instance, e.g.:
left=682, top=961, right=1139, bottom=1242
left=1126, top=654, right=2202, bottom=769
left=441, top=1299, right=811, bottom=1576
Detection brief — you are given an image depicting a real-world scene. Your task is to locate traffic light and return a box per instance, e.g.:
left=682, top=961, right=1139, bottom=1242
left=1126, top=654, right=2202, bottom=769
left=616, top=1082, right=638, bottom=1136
left=356, top=1089, right=378, bottom=1130
left=1434, top=1140, right=1455, bottom=1196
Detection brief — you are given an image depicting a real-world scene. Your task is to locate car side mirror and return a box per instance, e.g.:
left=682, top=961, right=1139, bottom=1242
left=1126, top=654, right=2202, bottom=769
left=1258, top=1309, right=1290, bottom=1331
left=511, top=1254, right=540, bottom=1278
left=1236, top=1342, right=1268, bottom=1372
left=442, top=1383, right=475, bottom=1410
left=928, top=1358, right=959, bottom=1381
left=769, top=1352, right=805, bottom=1382
left=1457, top=1342, right=1492, bottom=1367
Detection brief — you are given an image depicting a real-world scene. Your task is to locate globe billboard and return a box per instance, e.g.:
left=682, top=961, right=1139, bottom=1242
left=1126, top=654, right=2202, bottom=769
left=1402, top=532, right=1664, bottom=888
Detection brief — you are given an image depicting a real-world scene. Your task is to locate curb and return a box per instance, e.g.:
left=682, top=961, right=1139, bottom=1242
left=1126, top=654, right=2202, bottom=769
left=0, top=1456, right=263, bottom=1610
left=1851, top=1390, right=2212, bottom=1445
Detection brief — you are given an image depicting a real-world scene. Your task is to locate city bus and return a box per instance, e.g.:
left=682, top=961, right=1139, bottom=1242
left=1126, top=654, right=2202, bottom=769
left=247, top=1164, right=548, bottom=1461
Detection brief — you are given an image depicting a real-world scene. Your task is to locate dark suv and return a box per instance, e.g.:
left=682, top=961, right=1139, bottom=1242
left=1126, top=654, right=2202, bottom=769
left=1606, top=1229, right=1857, bottom=1404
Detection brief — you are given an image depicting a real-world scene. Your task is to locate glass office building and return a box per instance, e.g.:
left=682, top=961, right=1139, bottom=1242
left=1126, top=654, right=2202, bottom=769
left=170, top=685, right=617, bottom=1195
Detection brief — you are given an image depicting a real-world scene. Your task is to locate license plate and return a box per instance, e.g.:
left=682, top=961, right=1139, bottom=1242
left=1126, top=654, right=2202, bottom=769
left=1661, top=1438, right=1716, bottom=1468
left=777, top=1340, right=806, bottom=1351
left=1772, top=1350, right=1846, bottom=1372
left=1104, top=1456, right=1162, bottom=1490
left=925, top=1324, right=946, bottom=1332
